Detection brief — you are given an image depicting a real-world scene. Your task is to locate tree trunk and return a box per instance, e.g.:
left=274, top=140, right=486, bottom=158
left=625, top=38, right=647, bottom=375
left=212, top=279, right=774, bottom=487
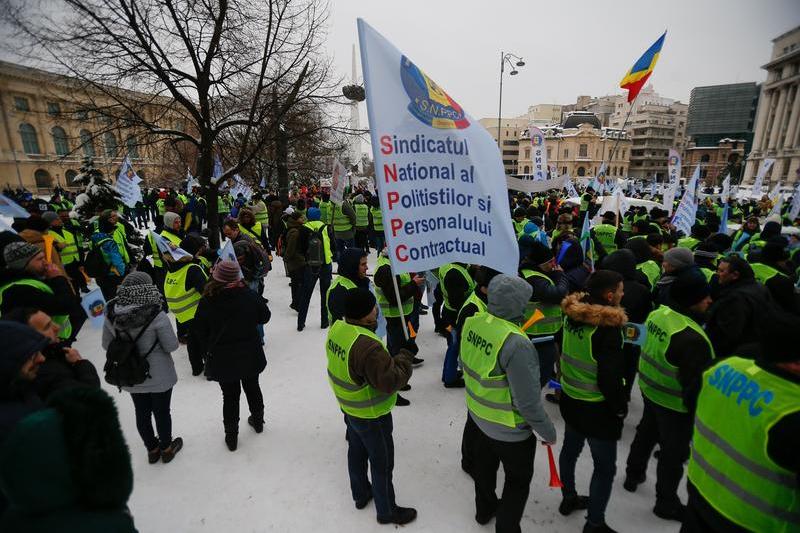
left=198, top=147, right=220, bottom=249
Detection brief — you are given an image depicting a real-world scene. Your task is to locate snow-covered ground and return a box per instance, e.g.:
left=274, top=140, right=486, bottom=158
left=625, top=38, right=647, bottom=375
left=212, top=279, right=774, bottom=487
left=72, top=252, right=682, bottom=533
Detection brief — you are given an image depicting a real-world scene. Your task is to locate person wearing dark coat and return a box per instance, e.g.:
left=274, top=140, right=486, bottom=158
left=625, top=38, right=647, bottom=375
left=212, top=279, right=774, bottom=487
left=326, top=248, right=370, bottom=324
left=4, top=308, right=99, bottom=402
left=653, top=247, right=695, bottom=306
left=0, top=387, right=137, bottom=533
left=556, top=236, right=592, bottom=293
left=599, top=249, right=653, bottom=400
left=705, top=255, right=774, bottom=358
left=192, top=260, right=270, bottom=452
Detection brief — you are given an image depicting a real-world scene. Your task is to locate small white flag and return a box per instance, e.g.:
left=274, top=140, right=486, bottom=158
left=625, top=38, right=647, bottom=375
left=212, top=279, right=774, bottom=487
left=216, top=239, right=244, bottom=279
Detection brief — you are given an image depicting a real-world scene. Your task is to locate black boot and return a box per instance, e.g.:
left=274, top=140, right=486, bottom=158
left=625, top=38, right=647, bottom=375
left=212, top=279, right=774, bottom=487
left=559, top=494, right=589, bottom=516
left=623, top=472, right=646, bottom=492
left=583, top=521, right=618, bottom=533
left=248, top=415, right=264, bottom=434
left=225, top=433, right=238, bottom=451
left=377, top=506, right=417, bottom=525
left=653, top=501, right=686, bottom=522
left=395, top=394, right=410, bottom=406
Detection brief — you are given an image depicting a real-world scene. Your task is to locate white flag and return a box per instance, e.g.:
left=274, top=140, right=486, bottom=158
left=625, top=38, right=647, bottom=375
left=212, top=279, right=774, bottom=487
left=720, top=173, right=731, bottom=204
left=259, top=176, right=266, bottom=189
left=150, top=231, right=193, bottom=261
left=671, top=165, right=699, bottom=237
left=528, top=125, right=548, bottom=181
left=330, top=159, right=347, bottom=205
left=768, top=194, right=784, bottom=219
left=216, top=239, right=244, bottom=279
left=0, top=193, right=31, bottom=218
left=115, top=156, right=143, bottom=208
left=788, top=182, right=800, bottom=221
left=564, top=174, right=579, bottom=198
left=210, top=153, right=224, bottom=185
left=752, top=158, right=775, bottom=198
left=768, top=181, right=782, bottom=205
left=358, top=18, right=518, bottom=275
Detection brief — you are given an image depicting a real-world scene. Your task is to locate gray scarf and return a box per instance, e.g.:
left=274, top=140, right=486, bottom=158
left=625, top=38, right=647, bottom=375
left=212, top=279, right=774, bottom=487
left=115, top=283, right=163, bottom=308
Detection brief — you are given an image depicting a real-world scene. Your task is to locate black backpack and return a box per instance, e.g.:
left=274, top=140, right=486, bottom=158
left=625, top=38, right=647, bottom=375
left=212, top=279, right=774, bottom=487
left=306, top=225, right=325, bottom=268
left=104, top=313, right=159, bottom=391
left=84, top=237, right=112, bottom=278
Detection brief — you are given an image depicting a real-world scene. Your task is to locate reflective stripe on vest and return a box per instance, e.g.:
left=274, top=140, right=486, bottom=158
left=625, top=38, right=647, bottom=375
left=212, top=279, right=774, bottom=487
left=459, top=313, right=526, bottom=428
left=326, top=276, right=357, bottom=324
left=239, top=222, right=264, bottom=246
left=370, top=207, right=383, bottom=231
left=639, top=305, right=715, bottom=413
left=375, top=255, right=413, bottom=318
left=520, top=269, right=563, bottom=336
left=253, top=205, right=269, bottom=225
left=750, top=263, right=787, bottom=285
left=333, top=203, right=353, bottom=232
left=593, top=224, right=618, bottom=253
left=318, top=200, right=333, bottom=225
left=561, top=317, right=615, bottom=402
left=687, top=357, right=800, bottom=531
left=164, top=263, right=206, bottom=323
left=354, top=204, right=369, bottom=228
left=0, top=278, right=72, bottom=339
left=113, top=224, right=129, bottom=264
left=439, top=263, right=475, bottom=312
left=50, top=229, right=79, bottom=264
left=326, top=321, right=396, bottom=419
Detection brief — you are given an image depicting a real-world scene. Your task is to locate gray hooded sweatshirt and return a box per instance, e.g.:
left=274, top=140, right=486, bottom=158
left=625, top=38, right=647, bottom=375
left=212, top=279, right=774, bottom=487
left=467, top=275, right=557, bottom=443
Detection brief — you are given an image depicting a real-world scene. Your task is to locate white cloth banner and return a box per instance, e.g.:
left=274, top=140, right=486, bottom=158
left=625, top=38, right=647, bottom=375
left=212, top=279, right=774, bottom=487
left=217, top=239, right=244, bottom=279
left=115, top=156, right=143, bottom=208
left=506, top=173, right=569, bottom=194
left=210, top=154, right=225, bottom=185
left=150, top=231, right=193, bottom=261
left=564, top=174, right=579, bottom=198
left=720, top=173, right=731, bottom=204
left=663, top=148, right=681, bottom=215
left=768, top=194, right=784, bottom=219
left=752, top=158, right=775, bottom=198
left=528, top=125, right=548, bottom=181
left=358, top=18, right=518, bottom=275
left=0, top=193, right=31, bottom=218
left=789, top=182, right=800, bottom=220
left=768, top=181, right=782, bottom=205
left=671, top=165, right=699, bottom=236
left=330, top=159, right=347, bottom=205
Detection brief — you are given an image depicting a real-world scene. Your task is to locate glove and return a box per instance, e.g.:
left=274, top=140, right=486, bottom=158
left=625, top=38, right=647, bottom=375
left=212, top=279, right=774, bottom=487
left=400, top=338, right=419, bottom=355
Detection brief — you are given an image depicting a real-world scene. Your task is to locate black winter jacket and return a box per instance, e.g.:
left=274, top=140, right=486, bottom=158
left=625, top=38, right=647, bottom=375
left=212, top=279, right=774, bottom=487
left=706, top=277, right=773, bottom=358
left=327, top=248, right=370, bottom=323
left=192, top=286, right=270, bottom=382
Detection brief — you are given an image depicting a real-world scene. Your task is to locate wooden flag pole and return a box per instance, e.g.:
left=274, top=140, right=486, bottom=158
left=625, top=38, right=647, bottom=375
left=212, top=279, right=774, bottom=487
left=389, top=262, right=410, bottom=341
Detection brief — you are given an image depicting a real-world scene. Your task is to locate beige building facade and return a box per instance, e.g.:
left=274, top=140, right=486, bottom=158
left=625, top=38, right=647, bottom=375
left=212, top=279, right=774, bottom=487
left=516, top=122, right=631, bottom=179
left=743, top=26, right=800, bottom=186
left=478, top=116, right=529, bottom=175
left=0, top=61, right=189, bottom=192
left=683, top=138, right=746, bottom=186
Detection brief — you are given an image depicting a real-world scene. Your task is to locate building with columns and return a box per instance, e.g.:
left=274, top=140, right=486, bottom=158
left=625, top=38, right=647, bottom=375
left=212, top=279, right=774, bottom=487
left=743, top=26, right=800, bottom=186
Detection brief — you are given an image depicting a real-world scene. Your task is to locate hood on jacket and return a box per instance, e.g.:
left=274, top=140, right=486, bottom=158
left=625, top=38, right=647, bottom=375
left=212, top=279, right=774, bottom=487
left=106, top=301, right=161, bottom=330
left=562, top=292, right=628, bottom=327
left=559, top=237, right=585, bottom=270
left=0, top=387, right=133, bottom=514
left=487, top=274, right=532, bottom=322
left=625, top=238, right=652, bottom=263
left=601, top=249, right=638, bottom=280
left=0, top=321, right=49, bottom=398
left=338, top=248, right=367, bottom=282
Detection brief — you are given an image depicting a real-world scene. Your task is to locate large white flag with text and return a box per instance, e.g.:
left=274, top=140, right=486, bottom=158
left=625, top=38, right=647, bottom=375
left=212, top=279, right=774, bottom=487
left=358, top=19, right=517, bottom=274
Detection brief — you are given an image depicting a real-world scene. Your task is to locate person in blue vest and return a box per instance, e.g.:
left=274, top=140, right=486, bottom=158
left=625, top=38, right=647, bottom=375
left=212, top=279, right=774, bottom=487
left=681, top=307, right=800, bottom=533
left=326, top=288, right=417, bottom=526
left=624, top=269, right=715, bottom=523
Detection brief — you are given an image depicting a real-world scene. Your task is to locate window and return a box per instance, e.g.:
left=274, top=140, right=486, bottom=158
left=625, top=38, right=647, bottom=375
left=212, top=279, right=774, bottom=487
left=65, top=169, right=77, bottom=184
left=47, top=102, right=61, bottom=116
left=547, top=147, right=552, bottom=159
left=579, top=144, right=588, bottom=157
left=76, top=109, right=89, bottom=121
left=19, top=123, right=40, bottom=154
left=577, top=166, right=586, bottom=177
left=52, top=126, right=69, bottom=156
left=34, top=169, right=52, bottom=189
left=622, top=149, right=626, bottom=158
left=563, top=148, right=569, bottom=158
left=80, top=129, right=95, bottom=157
left=126, top=135, right=139, bottom=158
left=700, top=154, right=710, bottom=163
left=523, top=166, right=530, bottom=174
left=562, top=166, right=567, bottom=175
left=104, top=132, right=118, bottom=158
left=13, top=97, right=30, bottom=112
left=524, top=148, right=531, bottom=159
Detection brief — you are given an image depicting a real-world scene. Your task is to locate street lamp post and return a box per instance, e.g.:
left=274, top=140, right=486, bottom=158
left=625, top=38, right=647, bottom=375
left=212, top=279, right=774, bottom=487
left=497, top=51, right=525, bottom=150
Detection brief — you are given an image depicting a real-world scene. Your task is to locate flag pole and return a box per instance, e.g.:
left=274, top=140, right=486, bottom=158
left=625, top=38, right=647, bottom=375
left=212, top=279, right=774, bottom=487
left=604, top=93, right=638, bottom=186
left=389, top=262, right=410, bottom=341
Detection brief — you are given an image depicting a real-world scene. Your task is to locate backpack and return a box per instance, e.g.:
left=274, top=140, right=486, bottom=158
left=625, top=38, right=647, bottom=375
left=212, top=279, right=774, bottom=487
left=84, top=237, right=112, bottom=278
left=306, top=226, right=325, bottom=268
left=104, top=313, right=159, bottom=391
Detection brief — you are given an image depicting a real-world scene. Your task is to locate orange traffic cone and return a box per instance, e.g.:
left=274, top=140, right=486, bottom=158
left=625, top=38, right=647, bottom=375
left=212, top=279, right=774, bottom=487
left=546, top=444, right=563, bottom=488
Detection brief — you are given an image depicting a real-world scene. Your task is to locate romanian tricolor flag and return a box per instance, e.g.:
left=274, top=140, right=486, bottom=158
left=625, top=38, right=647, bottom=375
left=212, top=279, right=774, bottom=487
left=619, top=31, right=666, bottom=103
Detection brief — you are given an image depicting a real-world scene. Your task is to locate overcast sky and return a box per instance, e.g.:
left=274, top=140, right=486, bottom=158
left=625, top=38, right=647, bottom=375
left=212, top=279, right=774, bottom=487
left=329, top=0, right=799, bottom=121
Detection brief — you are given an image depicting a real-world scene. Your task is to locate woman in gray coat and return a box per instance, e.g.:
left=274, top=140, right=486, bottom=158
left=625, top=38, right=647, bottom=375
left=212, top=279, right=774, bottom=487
left=102, top=271, right=183, bottom=464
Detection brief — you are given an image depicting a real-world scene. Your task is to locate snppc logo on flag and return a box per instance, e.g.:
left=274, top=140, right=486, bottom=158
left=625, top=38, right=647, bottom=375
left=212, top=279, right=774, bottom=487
left=532, top=133, right=544, bottom=146
left=401, top=56, right=469, bottom=130
left=669, top=155, right=679, bottom=166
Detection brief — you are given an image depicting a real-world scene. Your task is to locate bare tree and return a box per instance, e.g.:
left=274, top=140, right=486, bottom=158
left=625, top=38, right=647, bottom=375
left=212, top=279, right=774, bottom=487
left=2, top=0, right=339, bottom=247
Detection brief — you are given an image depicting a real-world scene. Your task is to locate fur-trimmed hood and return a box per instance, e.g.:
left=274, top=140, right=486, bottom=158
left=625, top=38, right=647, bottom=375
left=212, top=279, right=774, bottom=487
left=562, top=292, right=628, bottom=327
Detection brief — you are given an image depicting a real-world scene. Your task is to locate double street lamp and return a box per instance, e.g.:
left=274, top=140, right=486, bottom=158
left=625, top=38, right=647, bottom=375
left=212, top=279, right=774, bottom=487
left=497, top=51, right=525, bottom=149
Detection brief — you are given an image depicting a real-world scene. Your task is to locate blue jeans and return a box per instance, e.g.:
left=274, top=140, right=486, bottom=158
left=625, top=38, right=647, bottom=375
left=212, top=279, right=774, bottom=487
left=297, top=263, right=333, bottom=327
left=442, top=330, right=460, bottom=384
left=344, top=413, right=396, bottom=519
left=559, top=423, right=617, bottom=525
left=130, top=389, right=173, bottom=450
left=384, top=307, right=418, bottom=356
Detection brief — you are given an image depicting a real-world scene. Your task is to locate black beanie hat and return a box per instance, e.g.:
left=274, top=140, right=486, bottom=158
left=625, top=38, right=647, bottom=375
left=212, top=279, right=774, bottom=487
left=344, top=288, right=377, bottom=320
left=669, top=268, right=711, bottom=308
left=527, top=241, right=554, bottom=265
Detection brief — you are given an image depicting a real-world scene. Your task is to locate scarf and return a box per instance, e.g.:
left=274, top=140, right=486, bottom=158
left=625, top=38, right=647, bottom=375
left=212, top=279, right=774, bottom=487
left=115, top=283, right=163, bottom=308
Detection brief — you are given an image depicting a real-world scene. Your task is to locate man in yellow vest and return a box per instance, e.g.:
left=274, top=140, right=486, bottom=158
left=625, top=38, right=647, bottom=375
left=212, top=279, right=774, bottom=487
left=326, top=288, right=417, bottom=526
left=684, top=309, right=800, bottom=532
left=352, top=195, right=370, bottom=254
left=591, top=211, right=622, bottom=259
left=519, top=241, right=569, bottom=387
left=163, top=236, right=209, bottom=375
left=368, top=197, right=384, bottom=254
left=237, top=208, right=273, bottom=254
left=558, top=271, right=627, bottom=533
left=326, top=248, right=369, bottom=325
left=439, top=262, right=475, bottom=386
left=460, top=274, right=556, bottom=531
left=624, top=269, right=715, bottom=523
left=332, top=198, right=357, bottom=263
left=296, top=208, right=333, bottom=330
left=0, top=242, right=75, bottom=341
left=43, top=211, right=88, bottom=293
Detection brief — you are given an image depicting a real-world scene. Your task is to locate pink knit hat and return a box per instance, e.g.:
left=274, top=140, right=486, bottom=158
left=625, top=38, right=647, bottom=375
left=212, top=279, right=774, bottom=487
left=212, top=260, right=242, bottom=283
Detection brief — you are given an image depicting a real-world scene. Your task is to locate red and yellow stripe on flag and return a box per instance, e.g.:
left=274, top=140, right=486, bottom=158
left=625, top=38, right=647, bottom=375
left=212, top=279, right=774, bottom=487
left=619, top=31, right=666, bottom=103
